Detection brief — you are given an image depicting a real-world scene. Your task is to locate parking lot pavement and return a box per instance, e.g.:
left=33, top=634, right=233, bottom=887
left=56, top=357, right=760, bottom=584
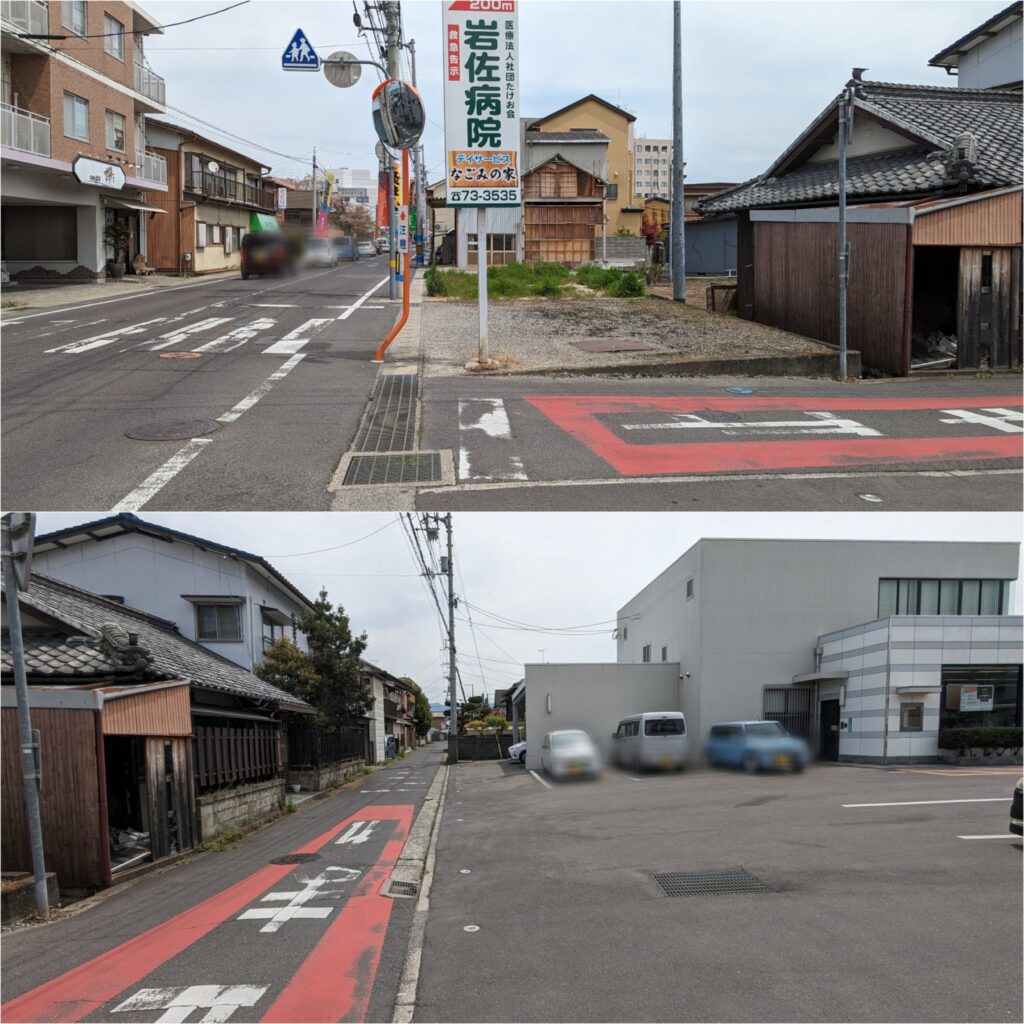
left=414, top=760, right=1022, bottom=1023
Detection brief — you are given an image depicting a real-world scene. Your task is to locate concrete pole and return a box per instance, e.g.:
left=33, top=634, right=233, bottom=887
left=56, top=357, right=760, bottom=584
left=838, top=84, right=850, bottom=381
left=671, top=0, right=685, bottom=301
left=477, top=206, right=489, bottom=362
left=385, top=1, right=401, bottom=298
left=445, top=514, right=458, bottom=765
left=407, top=38, right=427, bottom=267
left=311, top=147, right=317, bottom=235
left=2, top=519, right=49, bottom=920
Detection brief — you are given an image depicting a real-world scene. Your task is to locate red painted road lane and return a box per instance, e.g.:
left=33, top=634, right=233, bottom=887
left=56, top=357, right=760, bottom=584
left=1, top=805, right=411, bottom=1024
left=524, top=394, right=1024, bottom=476
left=261, top=804, right=414, bottom=1023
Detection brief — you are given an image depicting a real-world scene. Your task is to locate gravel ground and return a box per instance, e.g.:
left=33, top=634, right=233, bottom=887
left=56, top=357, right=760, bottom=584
left=419, top=291, right=836, bottom=377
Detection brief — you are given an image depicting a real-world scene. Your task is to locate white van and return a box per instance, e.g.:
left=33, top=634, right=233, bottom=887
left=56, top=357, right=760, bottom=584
left=612, top=712, right=689, bottom=771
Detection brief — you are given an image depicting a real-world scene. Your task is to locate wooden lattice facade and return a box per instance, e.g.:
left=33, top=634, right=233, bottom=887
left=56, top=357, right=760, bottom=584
left=523, top=157, right=605, bottom=267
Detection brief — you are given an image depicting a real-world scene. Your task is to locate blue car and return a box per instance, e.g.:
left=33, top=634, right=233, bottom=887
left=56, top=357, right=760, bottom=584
left=705, top=720, right=809, bottom=773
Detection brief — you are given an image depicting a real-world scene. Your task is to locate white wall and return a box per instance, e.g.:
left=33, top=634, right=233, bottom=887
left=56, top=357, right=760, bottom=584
left=456, top=206, right=522, bottom=268
left=956, top=19, right=1023, bottom=89
left=524, top=663, right=682, bottom=770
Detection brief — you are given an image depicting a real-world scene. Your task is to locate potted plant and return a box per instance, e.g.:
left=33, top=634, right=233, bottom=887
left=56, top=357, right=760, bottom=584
left=104, top=220, right=131, bottom=278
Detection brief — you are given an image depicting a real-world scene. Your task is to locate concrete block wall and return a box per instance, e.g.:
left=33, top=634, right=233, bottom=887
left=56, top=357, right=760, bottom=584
left=597, top=236, right=648, bottom=260
left=287, top=760, right=365, bottom=792
left=198, top=778, right=283, bottom=839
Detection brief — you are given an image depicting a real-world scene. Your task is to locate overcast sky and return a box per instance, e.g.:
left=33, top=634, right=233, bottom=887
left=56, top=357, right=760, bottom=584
left=133, top=0, right=1007, bottom=186
left=32, top=513, right=1024, bottom=706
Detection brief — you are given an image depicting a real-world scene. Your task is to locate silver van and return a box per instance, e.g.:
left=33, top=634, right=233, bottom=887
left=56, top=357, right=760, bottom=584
left=612, top=711, right=689, bottom=771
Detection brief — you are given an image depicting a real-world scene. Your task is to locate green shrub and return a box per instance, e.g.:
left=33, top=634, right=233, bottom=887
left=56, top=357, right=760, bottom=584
left=531, top=278, right=564, bottom=297
left=424, top=265, right=445, bottom=296
left=938, top=726, right=1022, bottom=756
left=609, top=271, right=646, bottom=297
left=575, top=265, right=617, bottom=291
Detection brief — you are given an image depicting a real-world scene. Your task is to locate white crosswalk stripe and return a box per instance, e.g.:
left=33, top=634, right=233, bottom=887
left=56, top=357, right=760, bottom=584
left=194, top=319, right=278, bottom=353
left=262, top=318, right=334, bottom=355
left=45, top=318, right=168, bottom=354
left=143, top=317, right=235, bottom=351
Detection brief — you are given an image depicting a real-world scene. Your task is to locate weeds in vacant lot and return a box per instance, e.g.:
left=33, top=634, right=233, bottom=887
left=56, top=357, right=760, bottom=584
left=425, top=261, right=643, bottom=300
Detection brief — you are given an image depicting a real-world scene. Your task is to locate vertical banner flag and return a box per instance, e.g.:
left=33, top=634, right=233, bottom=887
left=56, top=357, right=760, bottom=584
left=443, top=0, right=520, bottom=208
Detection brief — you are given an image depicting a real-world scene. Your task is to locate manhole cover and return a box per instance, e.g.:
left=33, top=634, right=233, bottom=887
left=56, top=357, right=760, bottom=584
left=125, top=420, right=221, bottom=441
left=383, top=880, right=419, bottom=898
left=342, top=452, right=441, bottom=486
left=158, top=351, right=202, bottom=359
left=653, top=869, right=771, bottom=896
left=570, top=338, right=653, bottom=353
left=270, top=853, right=319, bottom=865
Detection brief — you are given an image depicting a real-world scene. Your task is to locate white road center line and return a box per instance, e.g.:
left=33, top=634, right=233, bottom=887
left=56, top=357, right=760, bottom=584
left=111, top=438, right=213, bottom=512
left=957, top=834, right=1019, bottom=840
left=262, top=317, right=333, bottom=355
left=842, top=798, right=1009, bottom=808
left=45, top=317, right=167, bottom=354
left=528, top=770, right=552, bottom=789
left=336, top=276, right=389, bottom=320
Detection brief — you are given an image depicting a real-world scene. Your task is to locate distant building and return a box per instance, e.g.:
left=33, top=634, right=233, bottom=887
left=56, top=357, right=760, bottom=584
left=633, top=136, right=672, bottom=198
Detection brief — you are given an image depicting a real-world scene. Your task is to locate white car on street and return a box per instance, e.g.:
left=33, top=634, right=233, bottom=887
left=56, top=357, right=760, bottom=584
left=507, top=740, right=527, bottom=764
left=540, top=730, right=601, bottom=780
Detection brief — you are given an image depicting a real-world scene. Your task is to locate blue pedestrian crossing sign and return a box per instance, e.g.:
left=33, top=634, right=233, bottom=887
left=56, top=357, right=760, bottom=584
left=282, top=29, right=319, bottom=71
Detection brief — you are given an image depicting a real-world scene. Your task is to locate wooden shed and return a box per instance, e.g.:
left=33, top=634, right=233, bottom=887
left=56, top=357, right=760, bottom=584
left=523, top=156, right=605, bottom=267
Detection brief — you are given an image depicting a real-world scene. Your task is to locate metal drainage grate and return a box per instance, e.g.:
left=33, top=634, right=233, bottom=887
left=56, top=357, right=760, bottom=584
left=382, top=879, right=419, bottom=899
left=125, top=419, right=222, bottom=441
left=342, top=452, right=441, bottom=486
left=653, top=869, right=771, bottom=897
left=354, top=374, right=418, bottom=453
left=270, top=853, right=319, bottom=865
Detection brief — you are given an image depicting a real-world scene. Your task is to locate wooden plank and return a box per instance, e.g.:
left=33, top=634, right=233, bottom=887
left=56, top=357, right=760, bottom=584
left=989, top=249, right=1012, bottom=368
left=146, top=738, right=167, bottom=860
left=1011, top=248, right=1022, bottom=367
left=958, top=248, right=983, bottom=367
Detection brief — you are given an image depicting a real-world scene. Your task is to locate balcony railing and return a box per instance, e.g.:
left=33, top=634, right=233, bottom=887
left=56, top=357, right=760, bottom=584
left=1, top=0, right=48, bottom=37
left=133, top=61, right=166, bottom=106
left=184, top=165, right=275, bottom=211
left=134, top=148, right=167, bottom=185
left=1, top=102, right=50, bottom=157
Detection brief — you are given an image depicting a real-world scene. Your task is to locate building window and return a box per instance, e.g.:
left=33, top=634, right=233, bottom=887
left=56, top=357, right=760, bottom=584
left=686, top=577, right=694, bottom=600
left=196, top=222, right=206, bottom=248
left=104, top=14, right=124, bottom=60
left=900, top=703, right=924, bottom=732
left=622, top=625, right=628, bottom=641
left=63, top=92, right=89, bottom=141
left=642, top=644, right=651, bottom=663
left=61, top=0, right=86, bottom=35
left=196, top=604, right=243, bottom=642
left=209, top=224, right=222, bottom=245
left=1, top=206, right=76, bottom=260
left=940, top=665, right=1022, bottom=730
left=878, top=579, right=1009, bottom=617
left=661, top=646, right=668, bottom=662
left=105, top=110, right=126, bottom=151
left=606, top=183, right=618, bottom=199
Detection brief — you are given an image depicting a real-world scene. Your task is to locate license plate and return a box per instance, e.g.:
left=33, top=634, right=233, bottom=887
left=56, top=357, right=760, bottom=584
left=569, top=764, right=582, bottom=775
left=776, top=755, right=791, bottom=767
left=253, top=253, right=265, bottom=264
left=660, top=755, right=673, bottom=769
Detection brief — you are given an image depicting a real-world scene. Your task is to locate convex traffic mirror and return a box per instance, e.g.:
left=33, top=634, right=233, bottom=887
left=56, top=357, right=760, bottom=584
left=371, top=79, right=424, bottom=151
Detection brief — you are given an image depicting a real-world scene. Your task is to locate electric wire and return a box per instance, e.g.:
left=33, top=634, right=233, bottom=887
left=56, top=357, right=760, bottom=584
left=263, top=517, right=399, bottom=558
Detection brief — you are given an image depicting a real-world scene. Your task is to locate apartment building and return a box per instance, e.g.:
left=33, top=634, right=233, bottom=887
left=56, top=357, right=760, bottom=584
left=634, top=135, right=671, bottom=198
left=1, top=0, right=168, bottom=281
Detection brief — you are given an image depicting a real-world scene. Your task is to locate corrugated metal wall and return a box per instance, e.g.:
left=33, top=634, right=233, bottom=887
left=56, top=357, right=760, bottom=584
left=102, top=685, right=192, bottom=737
left=913, top=192, right=1022, bottom=247
left=1, top=707, right=108, bottom=890
left=752, top=221, right=909, bottom=376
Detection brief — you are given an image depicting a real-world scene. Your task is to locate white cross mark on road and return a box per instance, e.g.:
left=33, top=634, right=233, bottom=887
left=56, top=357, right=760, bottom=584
left=940, top=408, right=1023, bottom=434
left=335, top=819, right=379, bottom=845
left=112, top=984, right=267, bottom=1023
left=620, top=411, right=882, bottom=437
left=237, top=867, right=360, bottom=933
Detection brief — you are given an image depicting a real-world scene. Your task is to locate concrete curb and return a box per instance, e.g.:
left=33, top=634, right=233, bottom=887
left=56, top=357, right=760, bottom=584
left=391, top=761, right=451, bottom=1023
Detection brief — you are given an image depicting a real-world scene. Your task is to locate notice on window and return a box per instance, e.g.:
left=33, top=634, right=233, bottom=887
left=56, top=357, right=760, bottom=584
left=442, top=0, right=520, bottom=208
left=959, top=684, right=995, bottom=712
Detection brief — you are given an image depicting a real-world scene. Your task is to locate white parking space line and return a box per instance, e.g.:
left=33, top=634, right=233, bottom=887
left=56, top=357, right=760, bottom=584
left=842, top=798, right=1008, bottom=808
left=528, top=770, right=552, bottom=789
left=957, top=834, right=1018, bottom=840
left=336, top=277, right=389, bottom=320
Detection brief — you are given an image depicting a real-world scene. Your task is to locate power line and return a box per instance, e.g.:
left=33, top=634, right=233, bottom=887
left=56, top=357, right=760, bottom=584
left=162, top=104, right=314, bottom=163
left=19, top=1, right=251, bottom=40
left=263, top=517, right=399, bottom=557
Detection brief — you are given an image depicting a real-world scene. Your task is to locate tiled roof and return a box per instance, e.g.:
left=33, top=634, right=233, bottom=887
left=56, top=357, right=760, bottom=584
left=929, top=1, right=1023, bottom=68
left=3, top=572, right=313, bottom=712
left=526, top=130, right=610, bottom=144
left=698, top=81, right=1023, bottom=215
left=1, top=628, right=154, bottom=679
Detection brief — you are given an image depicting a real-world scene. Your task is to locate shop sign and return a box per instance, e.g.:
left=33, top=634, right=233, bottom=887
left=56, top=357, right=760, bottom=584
left=72, top=157, right=126, bottom=190
left=442, top=0, right=520, bottom=208
left=959, top=684, right=995, bottom=712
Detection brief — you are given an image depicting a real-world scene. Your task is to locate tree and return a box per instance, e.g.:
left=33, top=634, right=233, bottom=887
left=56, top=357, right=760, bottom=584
left=329, top=199, right=375, bottom=239
left=256, top=589, right=371, bottom=729
left=401, top=677, right=434, bottom=739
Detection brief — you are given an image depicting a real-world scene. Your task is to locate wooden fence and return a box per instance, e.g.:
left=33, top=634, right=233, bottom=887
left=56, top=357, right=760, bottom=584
left=286, top=724, right=367, bottom=767
left=194, top=723, right=279, bottom=792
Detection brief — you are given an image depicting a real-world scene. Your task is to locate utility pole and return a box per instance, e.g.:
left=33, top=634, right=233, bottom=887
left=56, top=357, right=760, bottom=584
left=311, top=146, right=317, bottom=235
left=2, top=514, right=48, bottom=920
left=407, top=38, right=427, bottom=267
left=444, top=513, right=457, bottom=765
left=671, top=0, right=685, bottom=301
left=385, top=0, right=401, bottom=299
left=838, top=75, right=854, bottom=381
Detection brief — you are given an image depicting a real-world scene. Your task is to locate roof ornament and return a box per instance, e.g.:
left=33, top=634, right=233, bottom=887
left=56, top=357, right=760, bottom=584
left=944, top=132, right=979, bottom=190
left=98, top=623, right=154, bottom=669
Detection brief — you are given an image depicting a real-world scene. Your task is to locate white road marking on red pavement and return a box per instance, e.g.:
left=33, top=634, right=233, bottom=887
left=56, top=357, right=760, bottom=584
left=45, top=317, right=167, bottom=354
left=194, top=318, right=277, bottom=353
left=842, top=798, right=1008, bottom=808
left=110, top=438, right=213, bottom=512
left=336, top=276, right=389, bottom=320
left=940, top=408, right=1024, bottom=433
left=458, top=399, right=528, bottom=482
left=144, top=317, right=235, bottom=351
left=335, top=820, right=379, bottom=845
left=216, top=354, right=305, bottom=425
left=262, top=317, right=333, bottom=355
left=528, top=770, right=552, bottom=789
left=112, top=985, right=267, bottom=1023
left=237, top=869, right=360, bottom=933
left=620, top=411, right=882, bottom=437
left=957, top=834, right=1019, bottom=840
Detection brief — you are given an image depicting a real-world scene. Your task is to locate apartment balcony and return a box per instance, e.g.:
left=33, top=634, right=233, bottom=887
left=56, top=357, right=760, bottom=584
left=133, top=61, right=166, bottom=107
left=1, top=102, right=50, bottom=157
left=184, top=164, right=275, bottom=211
left=1, top=0, right=47, bottom=36
left=134, top=148, right=167, bottom=185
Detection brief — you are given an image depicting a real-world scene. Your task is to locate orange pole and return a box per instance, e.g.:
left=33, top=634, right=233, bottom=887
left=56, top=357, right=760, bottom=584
left=373, top=148, right=411, bottom=363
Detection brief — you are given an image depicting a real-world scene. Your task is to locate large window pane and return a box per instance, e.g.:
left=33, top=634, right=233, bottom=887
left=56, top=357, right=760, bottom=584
left=878, top=579, right=897, bottom=617
left=979, top=580, right=1002, bottom=615
left=940, top=665, right=1022, bottom=729
left=939, top=580, right=960, bottom=614
left=961, top=580, right=981, bottom=615
left=897, top=579, right=918, bottom=614
left=1, top=206, right=76, bottom=260
left=919, top=579, right=939, bottom=615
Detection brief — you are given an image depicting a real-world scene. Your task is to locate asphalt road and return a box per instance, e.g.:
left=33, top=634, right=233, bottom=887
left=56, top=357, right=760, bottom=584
left=0, top=747, right=444, bottom=1024
left=416, top=760, right=1022, bottom=1023
left=1, top=259, right=397, bottom=511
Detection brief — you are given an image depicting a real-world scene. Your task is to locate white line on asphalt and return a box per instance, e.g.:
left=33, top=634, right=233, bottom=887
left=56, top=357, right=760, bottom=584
left=957, top=834, right=1019, bottom=840
left=842, top=798, right=1009, bottom=808
left=262, top=318, right=333, bottom=355
left=45, top=317, right=167, bottom=354
left=528, top=770, right=552, bottom=789
left=336, top=277, right=389, bottom=320
left=194, top=318, right=278, bottom=353
left=253, top=303, right=298, bottom=307
left=458, top=399, right=528, bottom=482
left=620, top=411, right=882, bottom=438
left=217, top=353, right=306, bottom=425
left=110, top=438, right=213, bottom=512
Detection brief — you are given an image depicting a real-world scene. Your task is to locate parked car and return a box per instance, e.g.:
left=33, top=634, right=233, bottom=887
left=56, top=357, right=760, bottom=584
left=612, top=712, right=689, bottom=771
left=540, top=730, right=601, bottom=780
left=507, top=740, right=527, bottom=764
left=705, top=720, right=809, bottom=773
left=357, top=240, right=377, bottom=257
left=1011, top=778, right=1023, bottom=837
left=333, top=236, right=359, bottom=261
left=375, top=236, right=388, bottom=254
left=240, top=232, right=292, bottom=279
left=304, top=236, right=337, bottom=268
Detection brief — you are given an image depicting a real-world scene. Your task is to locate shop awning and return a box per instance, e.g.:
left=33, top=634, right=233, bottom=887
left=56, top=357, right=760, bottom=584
left=104, top=197, right=167, bottom=214
left=249, top=212, right=281, bottom=232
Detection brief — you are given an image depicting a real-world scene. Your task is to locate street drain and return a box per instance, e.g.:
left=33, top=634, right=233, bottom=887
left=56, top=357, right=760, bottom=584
left=125, top=419, right=222, bottom=441
left=270, top=853, right=319, bottom=865
left=653, top=869, right=771, bottom=896
left=354, top=374, right=418, bottom=453
left=382, top=880, right=419, bottom=899
left=342, top=453, right=441, bottom=486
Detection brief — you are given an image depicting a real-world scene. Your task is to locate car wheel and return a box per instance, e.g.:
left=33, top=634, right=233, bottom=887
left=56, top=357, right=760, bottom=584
left=743, top=753, right=760, bottom=774
left=241, top=271, right=249, bottom=280
left=791, top=760, right=805, bottom=773
left=519, top=751, right=526, bottom=764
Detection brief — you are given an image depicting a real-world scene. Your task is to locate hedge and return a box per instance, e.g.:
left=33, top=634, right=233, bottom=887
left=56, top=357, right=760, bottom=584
left=937, top=726, right=1023, bottom=757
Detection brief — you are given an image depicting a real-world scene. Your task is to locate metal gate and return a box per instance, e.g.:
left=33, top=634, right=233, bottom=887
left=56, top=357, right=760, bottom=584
left=763, top=685, right=814, bottom=743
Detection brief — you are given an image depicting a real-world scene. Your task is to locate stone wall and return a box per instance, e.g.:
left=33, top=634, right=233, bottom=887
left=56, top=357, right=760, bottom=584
left=454, top=734, right=515, bottom=760
left=198, top=779, right=283, bottom=840
left=287, top=759, right=365, bottom=792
